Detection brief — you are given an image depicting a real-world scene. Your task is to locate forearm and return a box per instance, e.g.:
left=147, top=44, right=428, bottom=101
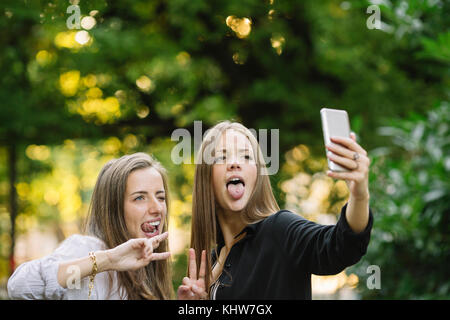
left=345, top=194, right=370, bottom=234
left=57, top=250, right=111, bottom=289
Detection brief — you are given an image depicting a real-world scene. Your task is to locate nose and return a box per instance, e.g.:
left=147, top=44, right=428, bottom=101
left=227, top=155, right=241, bottom=171
left=146, top=196, right=163, bottom=216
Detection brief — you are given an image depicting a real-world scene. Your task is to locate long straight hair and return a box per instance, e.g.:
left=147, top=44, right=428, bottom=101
left=84, top=152, right=173, bottom=299
left=190, top=121, right=279, bottom=294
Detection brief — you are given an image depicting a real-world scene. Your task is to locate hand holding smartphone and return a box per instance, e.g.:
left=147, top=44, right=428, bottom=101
left=320, top=108, right=351, bottom=172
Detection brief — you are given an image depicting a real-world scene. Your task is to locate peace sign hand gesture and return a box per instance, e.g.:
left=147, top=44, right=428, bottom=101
left=106, top=232, right=170, bottom=272
left=177, top=248, right=208, bottom=300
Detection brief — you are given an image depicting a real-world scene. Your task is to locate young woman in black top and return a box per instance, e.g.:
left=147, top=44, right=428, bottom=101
left=177, top=121, right=373, bottom=300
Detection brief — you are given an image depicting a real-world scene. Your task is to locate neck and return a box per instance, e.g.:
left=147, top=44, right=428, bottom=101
left=217, top=207, right=246, bottom=250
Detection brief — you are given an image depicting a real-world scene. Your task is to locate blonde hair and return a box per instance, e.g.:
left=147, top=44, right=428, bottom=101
left=190, top=121, right=279, bottom=294
left=84, top=152, right=173, bottom=299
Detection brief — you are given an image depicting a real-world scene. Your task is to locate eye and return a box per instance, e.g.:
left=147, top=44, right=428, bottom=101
left=134, top=195, right=144, bottom=201
left=215, top=155, right=226, bottom=163
left=158, top=196, right=166, bottom=202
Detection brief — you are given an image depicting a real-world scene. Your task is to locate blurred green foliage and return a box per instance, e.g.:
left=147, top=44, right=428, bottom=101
left=349, top=102, right=450, bottom=299
left=0, top=0, right=448, bottom=299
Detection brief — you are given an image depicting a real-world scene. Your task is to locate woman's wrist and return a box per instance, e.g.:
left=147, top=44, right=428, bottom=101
left=349, top=192, right=370, bottom=202
left=349, top=183, right=370, bottom=202
left=94, top=250, right=113, bottom=272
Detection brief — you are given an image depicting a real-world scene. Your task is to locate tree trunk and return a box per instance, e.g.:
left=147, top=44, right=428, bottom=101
left=8, top=144, right=17, bottom=275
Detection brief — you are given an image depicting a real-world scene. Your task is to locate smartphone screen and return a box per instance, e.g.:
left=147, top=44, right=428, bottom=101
left=320, top=108, right=351, bottom=172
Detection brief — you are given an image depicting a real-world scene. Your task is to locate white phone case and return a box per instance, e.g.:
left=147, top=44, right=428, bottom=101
left=320, top=108, right=351, bottom=172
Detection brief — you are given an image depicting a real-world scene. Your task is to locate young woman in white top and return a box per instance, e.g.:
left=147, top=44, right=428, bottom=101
left=8, top=152, right=179, bottom=300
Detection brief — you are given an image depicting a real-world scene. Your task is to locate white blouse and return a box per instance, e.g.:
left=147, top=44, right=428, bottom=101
left=7, top=234, right=126, bottom=300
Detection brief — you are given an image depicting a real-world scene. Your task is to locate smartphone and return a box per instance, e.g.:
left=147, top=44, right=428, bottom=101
left=320, top=108, right=351, bottom=172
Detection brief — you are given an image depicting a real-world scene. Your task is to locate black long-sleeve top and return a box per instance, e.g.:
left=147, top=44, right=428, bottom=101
left=211, top=203, right=373, bottom=299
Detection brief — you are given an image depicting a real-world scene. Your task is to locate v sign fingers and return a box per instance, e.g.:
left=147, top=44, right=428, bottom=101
left=188, top=248, right=197, bottom=280
left=178, top=249, right=208, bottom=300
left=150, top=252, right=171, bottom=261
left=198, top=250, right=206, bottom=281
left=151, top=232, right=168, bottom=250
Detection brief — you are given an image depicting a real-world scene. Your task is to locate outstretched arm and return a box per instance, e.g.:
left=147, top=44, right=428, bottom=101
left=57, top=232, right=170, bottom=289
left=325, top=132, right=370, bottom=233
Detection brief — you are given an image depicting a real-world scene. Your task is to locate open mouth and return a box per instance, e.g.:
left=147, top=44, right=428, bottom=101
left=141, top=219, right=161, bottom=238
left=226, top=177, right=245, bottom=200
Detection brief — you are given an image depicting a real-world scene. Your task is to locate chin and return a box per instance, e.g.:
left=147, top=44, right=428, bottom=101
left=226, top=198, right=249, bottom=212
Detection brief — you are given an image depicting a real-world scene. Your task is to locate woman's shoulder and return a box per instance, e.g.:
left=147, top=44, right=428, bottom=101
left=59, top=234, right=106, bottom=247
left=266, top=209, right=307, bottom=224
left=257, top=209, right=313, bottom=234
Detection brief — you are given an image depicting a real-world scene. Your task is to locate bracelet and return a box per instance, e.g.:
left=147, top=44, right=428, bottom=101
left=88, top=251, right=98, bottom=299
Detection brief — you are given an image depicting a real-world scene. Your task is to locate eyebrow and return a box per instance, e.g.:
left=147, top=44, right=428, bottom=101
left=130, top=190, right=165, bottom=196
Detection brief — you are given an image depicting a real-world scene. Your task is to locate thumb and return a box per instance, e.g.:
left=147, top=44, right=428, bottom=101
left=177, top=285, right=193, bottom=300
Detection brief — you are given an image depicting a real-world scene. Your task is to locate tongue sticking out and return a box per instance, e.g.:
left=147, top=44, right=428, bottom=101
left=141, top=222, right=156, bottom=234
left=227, top=183, right=245, bottom=200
